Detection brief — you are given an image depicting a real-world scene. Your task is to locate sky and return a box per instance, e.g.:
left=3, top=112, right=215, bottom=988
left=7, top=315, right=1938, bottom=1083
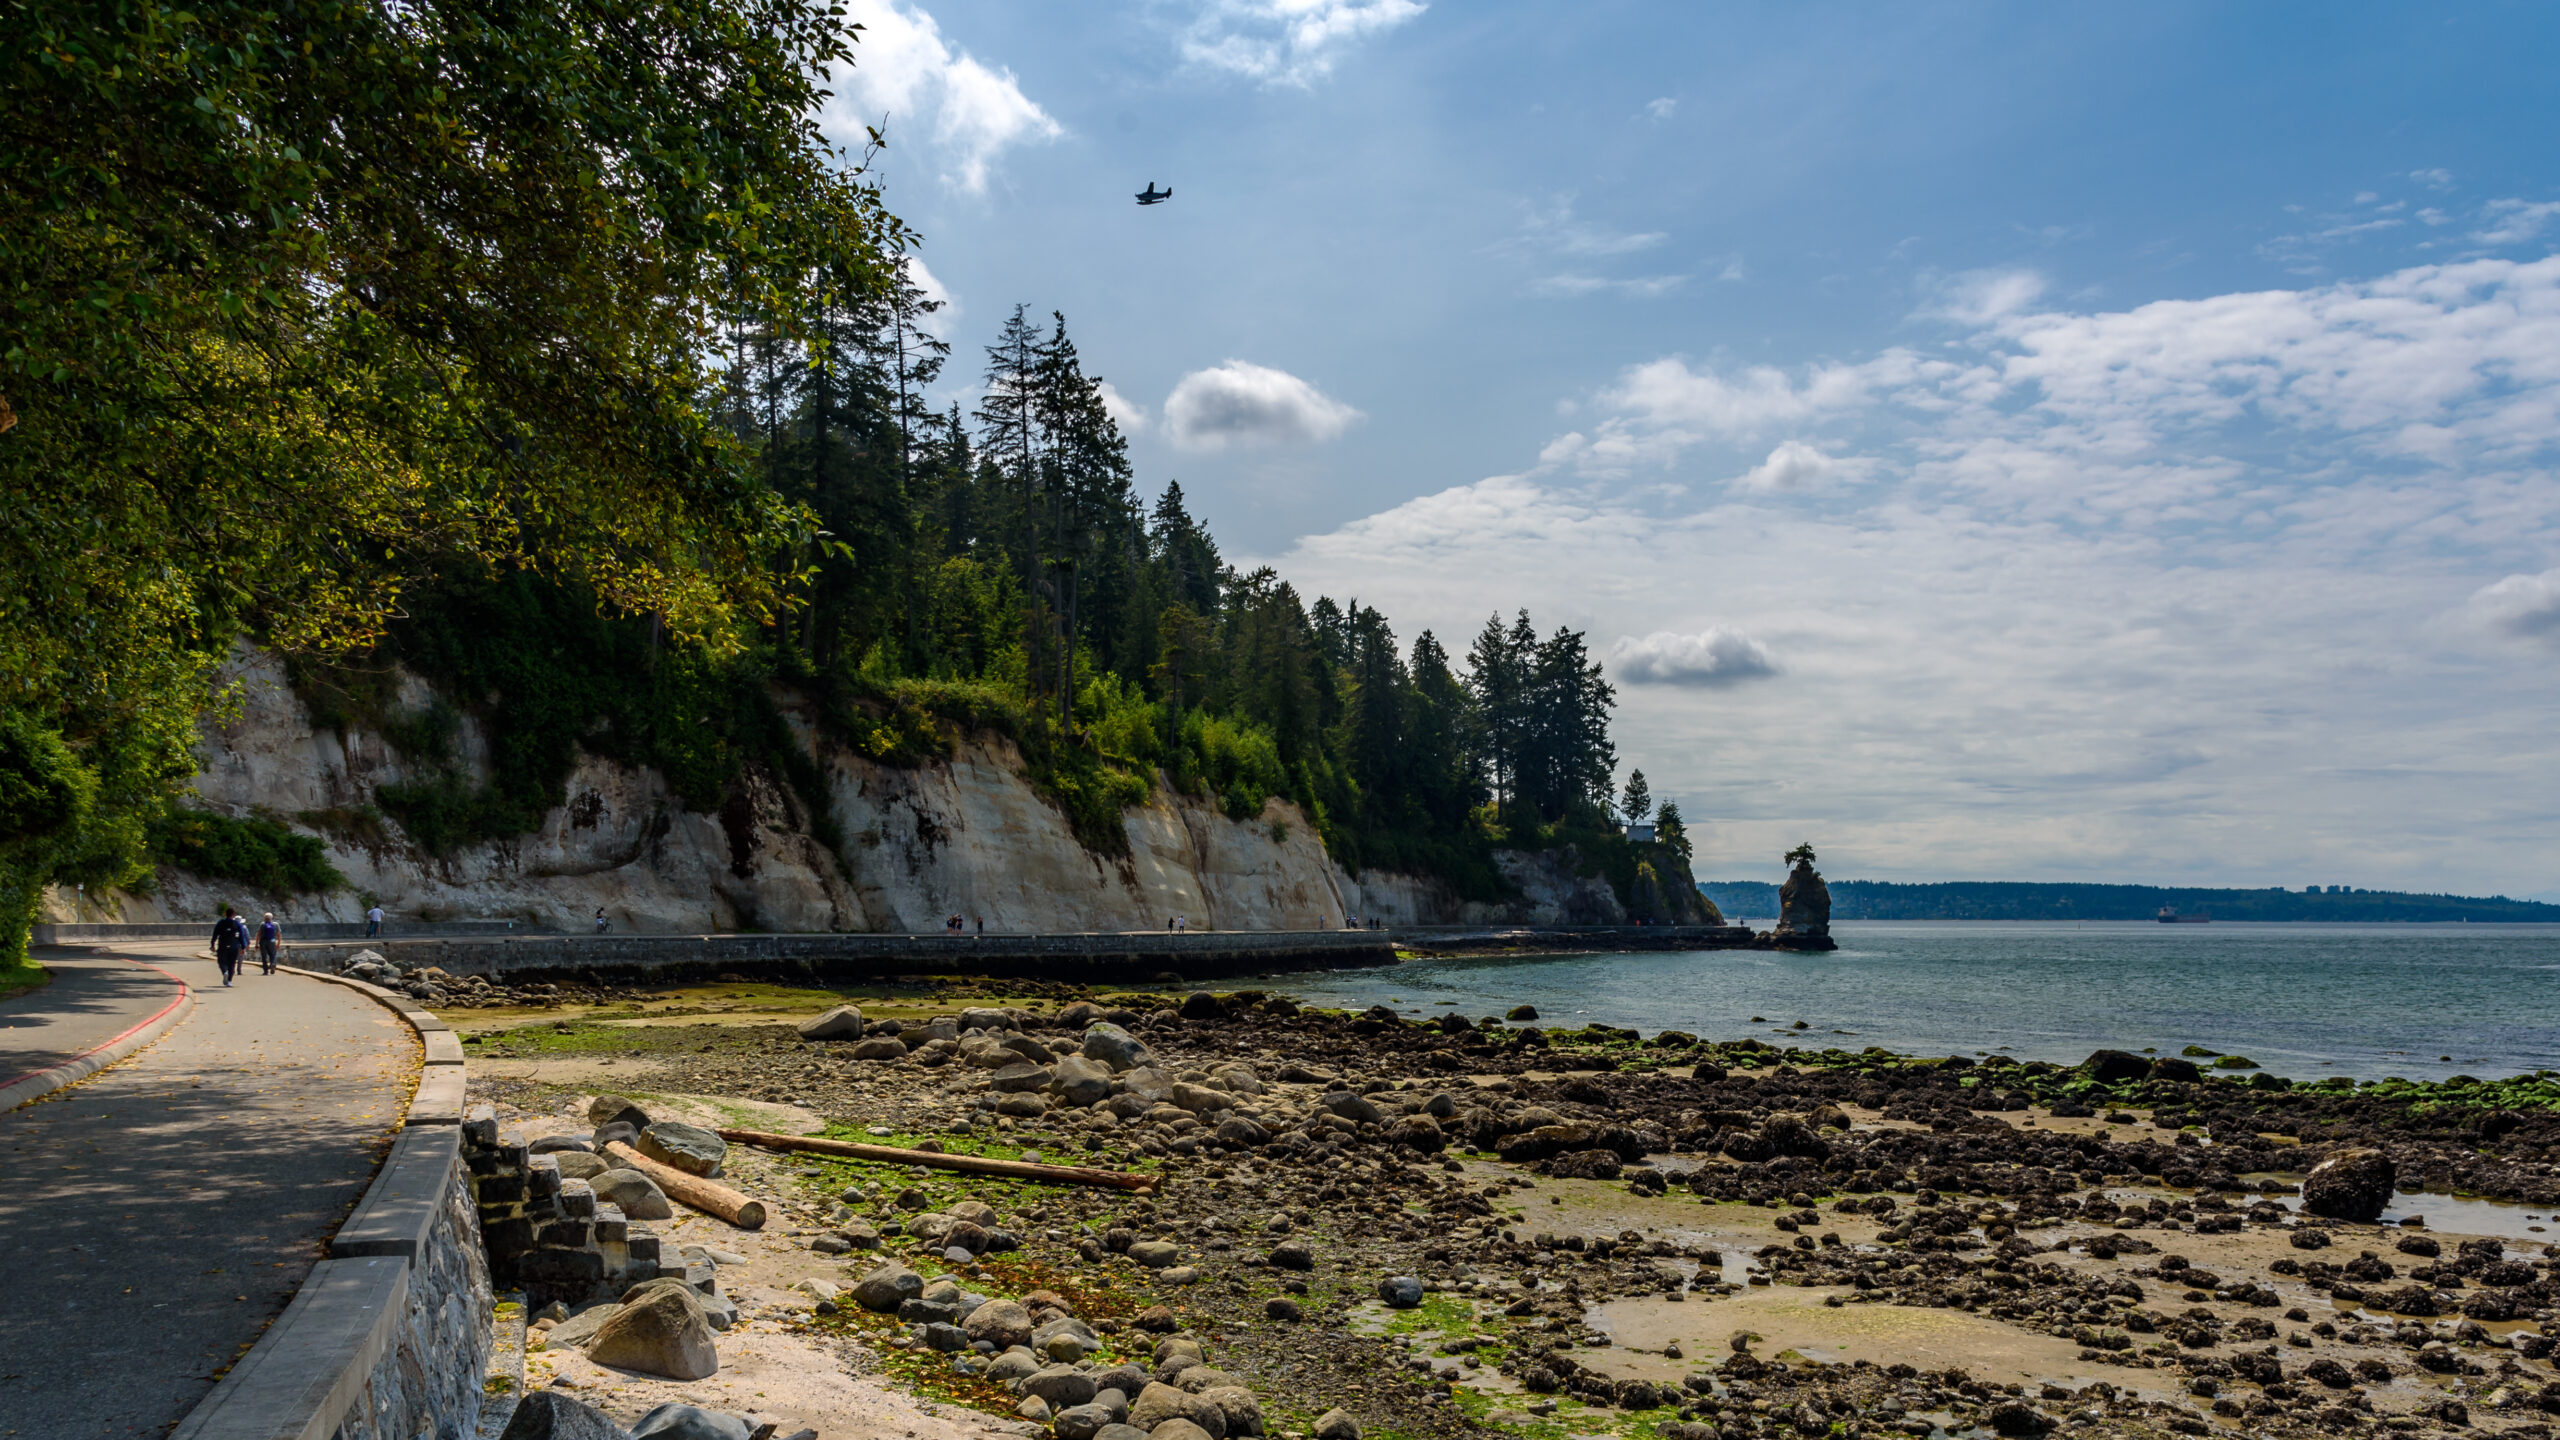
left=819, top=0, right=2560, bottom=897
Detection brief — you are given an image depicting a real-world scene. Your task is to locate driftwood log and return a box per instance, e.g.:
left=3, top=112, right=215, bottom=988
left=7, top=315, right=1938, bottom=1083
left=715, top=1128, right=1158, bottom=1192
left=603, top=1140, right=768, bottom=1228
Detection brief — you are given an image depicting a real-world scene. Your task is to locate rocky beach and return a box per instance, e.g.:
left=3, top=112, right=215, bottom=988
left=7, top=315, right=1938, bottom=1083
left=435, top=971, right=2560, bottom=1440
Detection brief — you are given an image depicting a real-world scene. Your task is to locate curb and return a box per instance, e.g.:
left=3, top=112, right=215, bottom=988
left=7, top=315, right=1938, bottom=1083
left=0, top=958, right=194, bottom=1112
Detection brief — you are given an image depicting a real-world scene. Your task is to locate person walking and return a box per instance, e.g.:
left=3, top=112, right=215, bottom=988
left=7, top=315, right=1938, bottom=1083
left=256, top=913, right=281, bottom=974
left=593, top=907, right=609, bottom=934
left=365, top=903, right=384, bottom=938
left=211, top=906, right=250, bottom=987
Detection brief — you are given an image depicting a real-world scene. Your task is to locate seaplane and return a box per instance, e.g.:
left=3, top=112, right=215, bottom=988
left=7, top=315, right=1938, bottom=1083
left=1136, top=182, right=1172, bottom=206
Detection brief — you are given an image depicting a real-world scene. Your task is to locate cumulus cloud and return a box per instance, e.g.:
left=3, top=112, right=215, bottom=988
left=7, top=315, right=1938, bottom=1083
left=1608, top=629, right=1780, bottom=687
left=1163, top=361, right=1361, bottom=450
left=1254, top=252, right=2560, bottom=891
left=2411, top=168, right=2454, bottom=190
left=2466, top=569, right=2560, bottom=642
left=1511, top=196, right=1668, bottom=258
left=1181, top=0, right=1425, bottom=87
left=1644, top=97, right=1677, bottom=121
left=830, top=0, right=1061, bottom=193
left=1532, top=273, right=1685, bottom=299
left=1096, top=380, right=1148, bottom=434
left=2475, top=199, right=2560, bottom=246
left=1733, top=441, right=1867, bottom=492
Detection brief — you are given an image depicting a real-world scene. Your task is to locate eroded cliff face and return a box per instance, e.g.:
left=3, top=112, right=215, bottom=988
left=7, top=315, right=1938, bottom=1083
left=49, top=649, right=1667, bottom=934
left=49, top=651, right=1354, bottom=934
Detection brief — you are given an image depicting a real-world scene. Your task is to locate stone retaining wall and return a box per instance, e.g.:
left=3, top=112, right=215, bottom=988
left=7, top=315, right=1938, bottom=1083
left=171, top=974, right=493, bottom=1440
left=284, top=926, right=1398, bottom=984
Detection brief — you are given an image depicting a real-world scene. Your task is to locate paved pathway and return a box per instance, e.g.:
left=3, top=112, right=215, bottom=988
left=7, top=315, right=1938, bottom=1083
left=0, top=949, right=189, bottom=1089
left=0, top=945, right=416, bottom=1438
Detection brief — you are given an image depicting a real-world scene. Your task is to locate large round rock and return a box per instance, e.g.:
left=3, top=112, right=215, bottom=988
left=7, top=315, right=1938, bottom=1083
left=636, top=1121, right=727, bottom=1176
left=852, top=1262, right=924, bottom=1313
left=798, top=1005, right=865, bottom=1041
left=587, top=1285, right=718, bottom=1380
left=2301, top=1147, right=2396, bottom=1224
left=589, top=1168, right=674, bottom=1221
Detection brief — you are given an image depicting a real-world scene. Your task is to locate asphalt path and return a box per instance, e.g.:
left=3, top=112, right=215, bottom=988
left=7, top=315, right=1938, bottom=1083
left=0, top=950, right=189, bottom=1089
left=0, top=946, right=416, bottom=1438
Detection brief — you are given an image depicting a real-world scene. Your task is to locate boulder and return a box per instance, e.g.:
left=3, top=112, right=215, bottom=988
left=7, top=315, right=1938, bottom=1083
left=592, top=1121, right=640, bottom=1151
left=544, top=1303, right=623, bottom=1349
left=1268, top=1240, right=1314, bottom=1271
left=1022, top=1365, right=1099, bottom=1409
left=1319, top=1091, right=1383, bottom=1126
left=587, top=1094, right=651, bottom=1128
left=1774, top=860, right=1832, bottom=940
left=629, top=1403, right=752, bottom=1440
left=499, top=1392, right=637, bottom=1440
left=1051, top=1054, right=1116, bottom=1107
left=1544, top=1148, right=1621, bottom=1180
left=964, top=1298, right=1034, bottom=1349
left=1199, top=1388, right=1262, bottom=1437
left=2147, top=1056, right=2203, bottom=1084
left=1082, top=1023, right=1154, bottom=1073
left=1057, top=1001, right=1106, bottom=1029
left=552, top=1152, right=612, bottom=1181
left=1214, top=1118, right=1269, bottom=1148
left=960, top=1006, right=1015, bottom=1032
left=587, top=1285, right=718, bottom=1380
left=1120, top=1067, right=1176, bottom=1103
left=1055, top=1404, right=1116, bottom=1440
left=798, top=1005, right=865, bottom=1041
left=1505, top=1004, right=1539, bottom=1021
left=1377, top=1275, right=1424, bottom=1308
left=2081, top=1050, right=2151, bottom=1084
left=588, top=1168, right=674, bottom=1221
left=849, top=1037, right=909, bottom=1061
left=2302, top=1147, right=2396, bottom=1224
left=1171, top=1082, right=1237, bottom=1115
left=1127, top=1239, right=1183, bottom=1267
left=636, top=1121, right=727, bottom=1176
left=1383, top=1115, right=1445, bottom=1152
left=1178, top=991, right=1225, bottom=1021
left=528, top=1133, right=595, bottom=1155
left=1149, top=1423, right=1216, bottom=1440
left=1985, top=1401, right=2053, bottom=1437
left=991, top=1062, right=1054, bottom=1094
left=1130, top=1384, right=1223, bottom=1439
left=994, top=1093, right=1049, bottom=1118
left=852, top=1263, right=924, bottom=1313
left=1312, top=1409, right=1361, bottom=1440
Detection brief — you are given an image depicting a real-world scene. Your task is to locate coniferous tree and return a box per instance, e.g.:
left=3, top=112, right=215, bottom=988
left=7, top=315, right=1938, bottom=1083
left=1621, top=769, right=1651, bottom=826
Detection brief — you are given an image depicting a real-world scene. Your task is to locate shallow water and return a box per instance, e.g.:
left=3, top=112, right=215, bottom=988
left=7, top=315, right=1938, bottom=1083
left=1254, top=921, right=2560, bottom=1083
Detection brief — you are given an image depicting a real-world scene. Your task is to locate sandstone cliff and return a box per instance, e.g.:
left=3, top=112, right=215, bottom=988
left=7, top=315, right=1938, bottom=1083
left=46, top=650, right=1680, bottom=934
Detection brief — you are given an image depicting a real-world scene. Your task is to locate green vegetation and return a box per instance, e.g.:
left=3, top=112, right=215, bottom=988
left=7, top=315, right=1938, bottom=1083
left=1698, top=877, right=2560, bottom=923
left=2, top=0, right=900, bottom=954
left=146, top=808, right=344, bottom=895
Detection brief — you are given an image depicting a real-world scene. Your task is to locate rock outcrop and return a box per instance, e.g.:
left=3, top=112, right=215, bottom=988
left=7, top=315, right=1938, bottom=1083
left=1772, top=859, right=1836, bottom=950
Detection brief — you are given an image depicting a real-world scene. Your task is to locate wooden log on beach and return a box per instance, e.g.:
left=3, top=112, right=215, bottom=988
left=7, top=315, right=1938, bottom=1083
left=715, top=1128, right=1158, bottom=1192
left=603, top=1140, right=768, bottom=1229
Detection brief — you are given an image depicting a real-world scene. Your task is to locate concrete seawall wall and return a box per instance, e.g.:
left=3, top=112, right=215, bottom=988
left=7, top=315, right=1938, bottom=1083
left=285, top=927, right=1399, bottom=984
left=173, top=976, right=492, bottom=1440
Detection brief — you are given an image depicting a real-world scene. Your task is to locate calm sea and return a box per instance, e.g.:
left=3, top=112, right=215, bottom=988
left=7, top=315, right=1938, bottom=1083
left=1251, top=922, right=2560, bottom=1084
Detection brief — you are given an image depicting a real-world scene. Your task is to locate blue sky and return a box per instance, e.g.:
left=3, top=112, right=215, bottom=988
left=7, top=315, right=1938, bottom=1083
left=828, top=1, right=2560, bottom=896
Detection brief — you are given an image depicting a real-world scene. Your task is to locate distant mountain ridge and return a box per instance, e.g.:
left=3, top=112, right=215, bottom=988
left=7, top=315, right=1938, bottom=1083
left=1697, top=879, right=2560, bottom=924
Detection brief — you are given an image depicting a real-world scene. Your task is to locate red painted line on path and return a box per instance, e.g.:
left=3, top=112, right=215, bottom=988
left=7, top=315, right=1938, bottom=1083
left=0, top=957, right=192, bottom=1091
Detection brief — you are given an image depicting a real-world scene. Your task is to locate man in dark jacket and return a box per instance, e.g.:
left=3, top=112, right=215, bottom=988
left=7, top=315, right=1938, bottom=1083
left=211, top=907, right=250, bottom=986
left=256, top=913, right=282, bottom=974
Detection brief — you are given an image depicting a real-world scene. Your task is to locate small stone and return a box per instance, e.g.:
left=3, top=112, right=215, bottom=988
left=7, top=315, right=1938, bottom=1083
left=1127, top=1239, right=1183, bottom=1267
left=1054, top=1403, right=1116, bottom=1440
left=922, top=1321, right=970, bottom=1352
left=1264, top=1297, right=1301, bottom=1322
left=1022, top=1365, right=1099, bottom=1409
left=1377, top=1275, right=1424, bottom=1309
left=850, top=1037, right=910, bottom=1061
left=853, top=1263, right=924, bottom=1313
left=1016, top=1397, right=1052, bottom=1424
left=588, top=1094, right=652, bottom=1129
left=965, top=1299, right=1035, bottom=1349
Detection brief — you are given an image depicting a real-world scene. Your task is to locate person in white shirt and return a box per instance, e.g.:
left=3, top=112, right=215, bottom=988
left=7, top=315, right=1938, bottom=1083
left=365, top=904, right=385, bottom=938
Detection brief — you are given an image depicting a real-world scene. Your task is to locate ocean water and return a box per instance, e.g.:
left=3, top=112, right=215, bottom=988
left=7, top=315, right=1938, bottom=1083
left=1248, top=921, right=2560, bottom=1084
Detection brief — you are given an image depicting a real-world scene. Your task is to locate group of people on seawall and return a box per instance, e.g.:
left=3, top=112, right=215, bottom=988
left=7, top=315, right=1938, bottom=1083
left=208, top=906, right=282, bottom=984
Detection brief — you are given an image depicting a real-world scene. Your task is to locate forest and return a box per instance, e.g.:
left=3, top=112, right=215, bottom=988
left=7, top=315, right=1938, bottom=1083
left=0, top=0, right=1699, bottom=965
left=300, top=294, right=1692, bottom=904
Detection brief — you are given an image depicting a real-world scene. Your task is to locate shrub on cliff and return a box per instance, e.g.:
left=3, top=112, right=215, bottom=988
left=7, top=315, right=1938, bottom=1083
left=147, top=809, right=344, bottom=896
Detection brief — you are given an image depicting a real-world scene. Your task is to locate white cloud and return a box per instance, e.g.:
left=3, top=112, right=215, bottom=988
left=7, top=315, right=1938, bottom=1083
left=1163, top=361, right=1361, bottom=450
left=1609, top=629, right=1780, bottom=687
left=1644, top=97, right=1677, bottom=121
left=1734, top=441, right=1865, bottom=491
left=1513, top=197, right=1668, bottom=258
left=1096, top=380, right=1148, bottom=434
left=900, top=255, right=958, bottom=335
left=830, top=0, right=1061, bottom=193
left=1532, top=273, right=1685, bottom=299
left=2466, top=569, right=2560, bottom=642
left=2475, top=199, right=2560, bottom=247
left=1253, top=253, right=2560, bottom=892
left=1916, top=268, right=2048, bottom=325
left=1181, top=0, right=1425, bottom=87
left=2411, top=168, right=2455, bottom=190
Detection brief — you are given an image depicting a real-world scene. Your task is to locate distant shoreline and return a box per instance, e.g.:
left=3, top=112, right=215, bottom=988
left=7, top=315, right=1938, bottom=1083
left=1700, top=877, right=2560, bottom=924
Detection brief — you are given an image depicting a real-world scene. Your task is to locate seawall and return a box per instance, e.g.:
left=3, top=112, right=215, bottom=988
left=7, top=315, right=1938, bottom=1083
left=173, top=971, right=492, bottom=1440
left=285, top=927, right=1398, bottom=984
